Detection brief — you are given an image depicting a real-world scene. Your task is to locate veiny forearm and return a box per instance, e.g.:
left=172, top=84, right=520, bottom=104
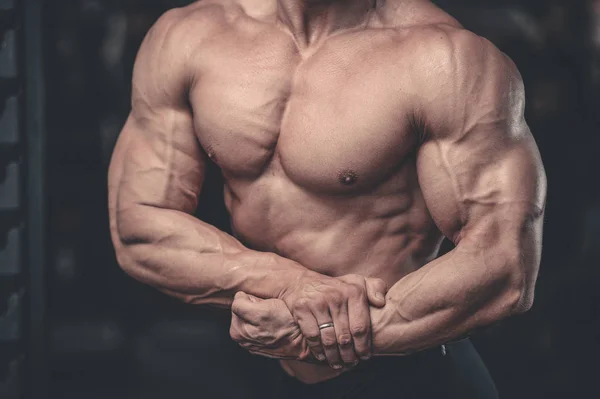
left=370, top=250, right=513, bottom=355
left=112, top=204, right=310, bottom=308
left=370, top=214, right=542, bottom=355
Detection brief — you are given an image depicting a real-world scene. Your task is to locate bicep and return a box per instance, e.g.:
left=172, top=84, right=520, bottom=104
left=111, top=111, right=206, bottom=214
left=417, top=124, right=546, bottom=247
left=416, top=119, right=546, bottom=314
left=415, top=31, right=546, bottom=246
left=108, top=10, right=206, bottom=236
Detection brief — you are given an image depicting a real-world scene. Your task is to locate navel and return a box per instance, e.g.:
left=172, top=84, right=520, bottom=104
left=338, top=170, right=359, bottom=186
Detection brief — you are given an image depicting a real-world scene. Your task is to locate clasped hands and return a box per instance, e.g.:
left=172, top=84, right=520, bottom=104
left=229, top=273, right=388, bottom=371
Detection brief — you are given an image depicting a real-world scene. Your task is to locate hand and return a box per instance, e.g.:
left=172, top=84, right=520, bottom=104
left=279, top=273, right=388, bottom=369
left=230, top=292, right=311, bottom=360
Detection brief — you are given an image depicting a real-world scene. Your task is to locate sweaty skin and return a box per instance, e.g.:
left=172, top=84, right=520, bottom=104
left=109, top=0, right=546, bottom=384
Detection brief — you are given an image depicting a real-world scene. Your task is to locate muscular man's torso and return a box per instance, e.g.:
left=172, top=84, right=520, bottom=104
left=178, top=0, right=461, bottom=287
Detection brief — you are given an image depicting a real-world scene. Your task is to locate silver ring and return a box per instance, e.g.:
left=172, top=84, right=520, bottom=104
left=318, top=322, right=335, bottom=330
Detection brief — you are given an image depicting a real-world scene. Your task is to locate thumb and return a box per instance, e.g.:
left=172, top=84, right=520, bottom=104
left=232, top=292, right=271, bottom=324
left=232, top=292, right=253, bottom=317
left=245, top=293, right=262, bottom=303
left=365, top=278, right=387, bottom=308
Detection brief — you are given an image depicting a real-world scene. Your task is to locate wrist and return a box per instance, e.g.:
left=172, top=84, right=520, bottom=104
left=370, top=302, right=411, bottom=356
left=225, top=251, right=308, bottom=299
left=370, top=305, right=389, bottom=355
left=276, top=264, right=320, bottom=301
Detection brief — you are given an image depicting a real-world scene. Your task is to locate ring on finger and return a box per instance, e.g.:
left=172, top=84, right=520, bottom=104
left=319, top=322, right=335, bottom=330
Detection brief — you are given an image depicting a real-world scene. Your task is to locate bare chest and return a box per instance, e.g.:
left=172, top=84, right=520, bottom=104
left=191, top=29, right=417, bottom=193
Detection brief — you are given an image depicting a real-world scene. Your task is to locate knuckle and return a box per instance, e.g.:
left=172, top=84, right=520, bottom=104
left=351, top=324, right=368, bottom=336
left=321, top=337, right=338, bottom=348
left=338, top=334, right=353, bottom=346
left=293, top=297, right=310, bottom=312
left=327, top=291, right=344, bottom=304
left=313, top=300, right=329, bottom=313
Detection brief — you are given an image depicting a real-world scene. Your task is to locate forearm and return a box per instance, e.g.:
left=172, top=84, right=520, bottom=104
left=112, top=204, right=312, bottom=308
left=370, top=241, right=537, bottom=355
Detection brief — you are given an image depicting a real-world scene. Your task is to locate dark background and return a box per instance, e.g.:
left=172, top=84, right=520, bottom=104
left=2, top=0, right=600, bottom=398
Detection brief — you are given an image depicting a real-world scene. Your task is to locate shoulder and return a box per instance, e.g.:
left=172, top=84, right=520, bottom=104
left=393, top=25, right=527, bottom=138
left=134, top=1, right=244, bottom=81
left=404, top=25, right=523, bottom=97
left=401, top=26, right=524, bottom=124
left=131, top=2, right=233, bottom=107
left=144, top=1, right=242, bottom=49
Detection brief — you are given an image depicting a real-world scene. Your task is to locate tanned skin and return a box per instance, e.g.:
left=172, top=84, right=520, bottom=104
left=109, top=0, right=546, bottom=384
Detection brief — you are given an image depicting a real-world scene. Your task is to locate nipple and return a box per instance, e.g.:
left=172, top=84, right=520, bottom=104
left=338, top=170, right=358, bottom=186
left=206, top=145, right=216, bottom=161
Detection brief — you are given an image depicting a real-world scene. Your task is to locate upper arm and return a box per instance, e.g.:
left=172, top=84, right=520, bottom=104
left=415, top=30, right=546, bottom=261
left=108, top=9, right=206, bottom=237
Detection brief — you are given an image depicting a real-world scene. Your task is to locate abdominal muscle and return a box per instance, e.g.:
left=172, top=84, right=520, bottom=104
left=224, top=172, right=444, bottom=384
left=226, top=171, right=443, bottom=287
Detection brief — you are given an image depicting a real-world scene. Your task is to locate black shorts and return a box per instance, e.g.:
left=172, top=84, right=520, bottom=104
left=129, top=309, right=498, bottom=399
left=270, top=340, right=499, bottom=399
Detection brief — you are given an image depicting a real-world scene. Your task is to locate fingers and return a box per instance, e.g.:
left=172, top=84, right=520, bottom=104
left=293, top=303, right=327, bottom=362
left=229, top=312, right=243, bottom=342
left=231, top=292, right=253, bottom=317
left=347, top=293, right=372, bottom=360
left=365, top=278, right=387, bottom=308
left=231, top=292, right=270, bottom=326
left=245, top=293, right=261, bottom=303
left=329, top=301, right=359, bottom=366
left=283, top=274, right=380, bottom=370
left=337, top=275, right=376, bottom=359
left=313, top=308, right=344, bottom=370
